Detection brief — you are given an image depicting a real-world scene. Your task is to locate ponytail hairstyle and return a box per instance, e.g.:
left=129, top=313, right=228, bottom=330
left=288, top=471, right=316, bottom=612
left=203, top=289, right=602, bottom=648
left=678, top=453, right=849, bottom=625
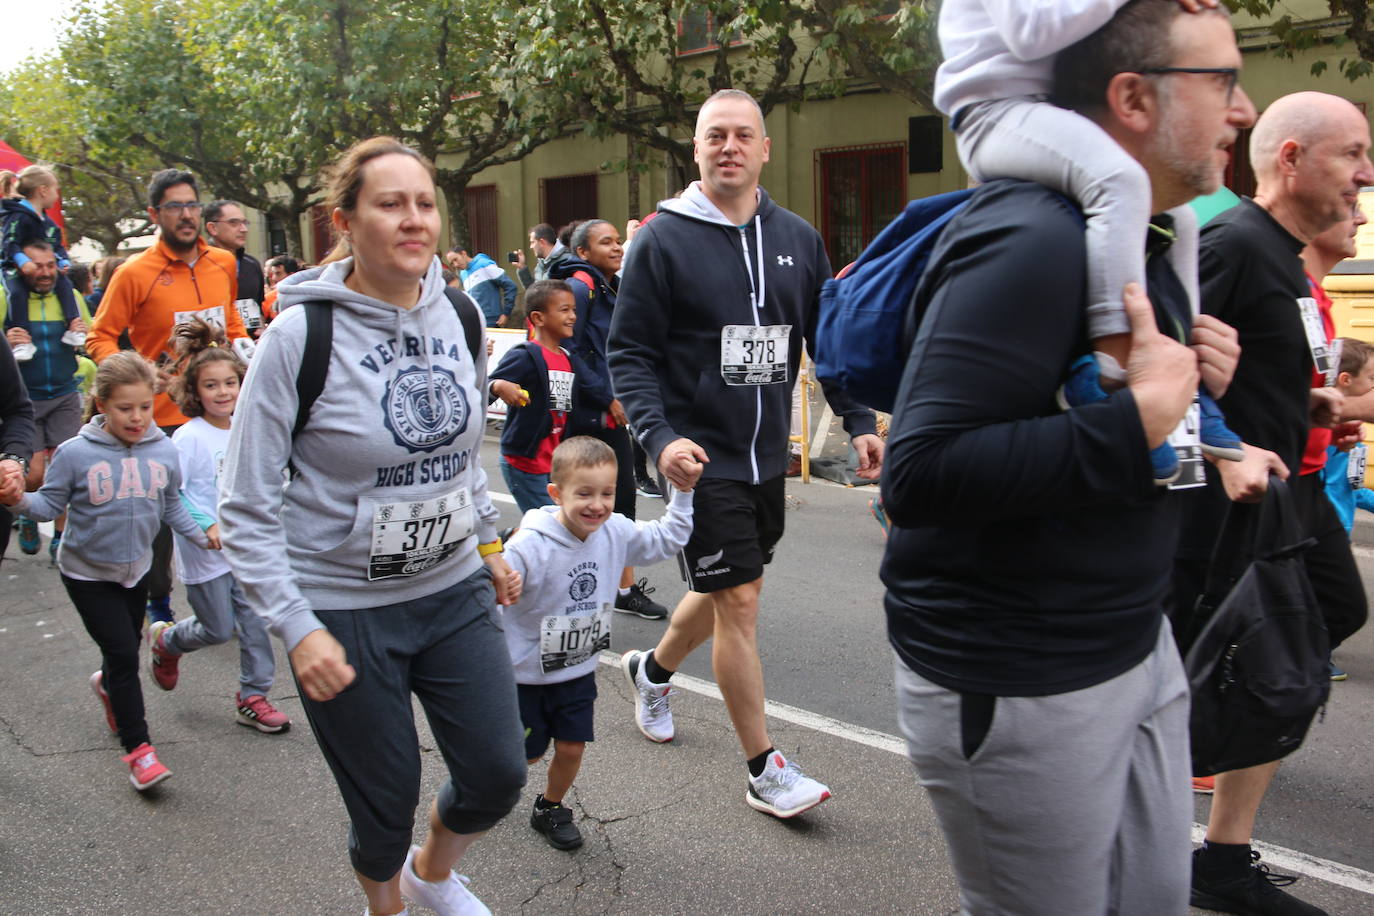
left=166, top=318, right=245, bottom=417
left=319, top=136, right=436, bottom=265
left=16, top=165, right=57, bottom=199
left=85, top=351, right=157, bottom=422
left=0, top=170, right=17, bottom=198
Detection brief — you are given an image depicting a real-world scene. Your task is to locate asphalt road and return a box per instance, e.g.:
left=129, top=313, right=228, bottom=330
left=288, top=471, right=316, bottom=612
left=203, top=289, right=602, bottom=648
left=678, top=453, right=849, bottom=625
left=0, top=429, right=1369, bottom=914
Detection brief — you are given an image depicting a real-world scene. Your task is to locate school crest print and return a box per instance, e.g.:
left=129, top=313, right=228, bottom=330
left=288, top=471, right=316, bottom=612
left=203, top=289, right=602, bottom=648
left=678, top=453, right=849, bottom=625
left=381, top=366, right=470, bottom=453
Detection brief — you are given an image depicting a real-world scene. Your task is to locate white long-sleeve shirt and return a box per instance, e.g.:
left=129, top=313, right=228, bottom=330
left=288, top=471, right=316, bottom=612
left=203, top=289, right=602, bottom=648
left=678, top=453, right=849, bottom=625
left=934, top=0, right=1129, bottom=117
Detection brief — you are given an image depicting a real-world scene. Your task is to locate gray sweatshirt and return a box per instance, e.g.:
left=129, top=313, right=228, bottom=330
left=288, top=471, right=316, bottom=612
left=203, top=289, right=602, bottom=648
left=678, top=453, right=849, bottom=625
left=218, top=257, right=499, bottom=651
left=503, top=488, right=693, bottom=684
left=17, top=418, right=209, bottom=587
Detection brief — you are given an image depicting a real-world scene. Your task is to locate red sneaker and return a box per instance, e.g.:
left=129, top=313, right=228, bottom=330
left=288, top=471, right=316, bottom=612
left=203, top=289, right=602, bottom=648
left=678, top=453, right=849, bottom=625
left=89, top=670, right=116, bottom=734
left=1192, top=775, right=1216, bottom=794
left=236, top=693, right=291, bottom=734
left=122, top=743, right=171, bottom=791
left=148, top=621, right=180, bottom=691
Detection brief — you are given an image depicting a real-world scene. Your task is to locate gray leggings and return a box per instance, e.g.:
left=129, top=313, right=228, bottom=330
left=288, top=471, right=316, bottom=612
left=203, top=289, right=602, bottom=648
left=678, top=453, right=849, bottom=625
left=297, top=567, right=527, bottom=881
left=957, top=96, right=1200, bottom=335
left=167, top=572, right=275, bottom=696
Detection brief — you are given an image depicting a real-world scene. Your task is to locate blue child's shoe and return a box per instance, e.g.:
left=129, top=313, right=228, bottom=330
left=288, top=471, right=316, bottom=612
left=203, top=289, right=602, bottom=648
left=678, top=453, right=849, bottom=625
left=1198, top=392, right=1244, bottom=461
left=1057, top=355, right=1179, bottom=484
left=17, top=516, right=39, bottom=555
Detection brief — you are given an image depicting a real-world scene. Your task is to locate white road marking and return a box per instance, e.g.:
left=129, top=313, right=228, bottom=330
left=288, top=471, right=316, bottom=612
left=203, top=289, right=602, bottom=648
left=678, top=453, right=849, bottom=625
left=600, top=653, right=1374, bottom=897
left=1351, top=544, right=1374, bottom=560
left=489, top=491, right=515, bottom=504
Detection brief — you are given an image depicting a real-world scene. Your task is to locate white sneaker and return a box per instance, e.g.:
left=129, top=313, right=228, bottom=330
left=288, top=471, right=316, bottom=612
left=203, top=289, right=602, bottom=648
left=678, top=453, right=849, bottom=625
left=60, top=330, right=87, bottom=348
left=12, top=342, right=35, bottom=361
left=746, top=751, right=831, bottom=818
left=398, top=845, right=490, bottom=916
left=621, top=649, right=675, bottom=743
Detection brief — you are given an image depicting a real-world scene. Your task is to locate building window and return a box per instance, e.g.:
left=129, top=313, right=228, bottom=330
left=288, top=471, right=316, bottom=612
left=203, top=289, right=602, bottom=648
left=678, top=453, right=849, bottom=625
left=678, top=7, right=739, bottom=55
left=541, top=173, right=599, bottom=236
left=817, top=144, right=906, bottom=270
left=465, top=184, right=499, bottom=258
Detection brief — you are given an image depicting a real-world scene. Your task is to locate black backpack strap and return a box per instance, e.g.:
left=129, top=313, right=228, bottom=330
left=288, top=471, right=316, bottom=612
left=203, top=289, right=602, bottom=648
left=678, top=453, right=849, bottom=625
left=294, top=300, right=333, bottom=440
left=444, top=286, right=486, bottom=393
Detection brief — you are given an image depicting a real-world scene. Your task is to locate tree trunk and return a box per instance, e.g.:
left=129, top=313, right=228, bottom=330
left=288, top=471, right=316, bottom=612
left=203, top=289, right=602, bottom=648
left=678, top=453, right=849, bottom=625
left=627, top=132, right=640, bottom=220
left=437, top=170, right=471, bottom=252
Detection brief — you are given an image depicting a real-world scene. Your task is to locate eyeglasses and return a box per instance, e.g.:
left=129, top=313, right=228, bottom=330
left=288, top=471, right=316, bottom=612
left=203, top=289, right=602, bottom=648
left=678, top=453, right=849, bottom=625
left=1137, top=67, right=1239, bottom=104
left=156, top=201, right=204, bottom=214
left=209, top=218, right=247, bottom=227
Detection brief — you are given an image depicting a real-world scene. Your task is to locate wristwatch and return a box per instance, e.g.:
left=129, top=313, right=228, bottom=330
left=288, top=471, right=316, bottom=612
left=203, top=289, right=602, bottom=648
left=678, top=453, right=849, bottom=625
left=0, top=452, right=29, bottom=474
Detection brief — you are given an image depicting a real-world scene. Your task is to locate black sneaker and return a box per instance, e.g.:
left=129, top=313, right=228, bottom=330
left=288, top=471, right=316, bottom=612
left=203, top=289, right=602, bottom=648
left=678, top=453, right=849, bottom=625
left=635, top=477, right=662, bottom=499
left=530, top=798, right=583, bottom=850
left=615, top=579, right=668, bottom=619
left=1191, top=847, right=1327, bottom=915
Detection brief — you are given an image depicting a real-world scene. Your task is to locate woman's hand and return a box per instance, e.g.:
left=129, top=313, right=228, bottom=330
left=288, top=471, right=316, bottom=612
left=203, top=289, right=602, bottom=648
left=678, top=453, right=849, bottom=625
left=486, top=552, right=522, bottom=605
left=289, top=629, right=357, bottom=702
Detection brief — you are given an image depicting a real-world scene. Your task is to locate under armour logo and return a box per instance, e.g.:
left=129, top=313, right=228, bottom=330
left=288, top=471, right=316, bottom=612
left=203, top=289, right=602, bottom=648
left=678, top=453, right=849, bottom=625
left=776, top=255, right=794, bottom=266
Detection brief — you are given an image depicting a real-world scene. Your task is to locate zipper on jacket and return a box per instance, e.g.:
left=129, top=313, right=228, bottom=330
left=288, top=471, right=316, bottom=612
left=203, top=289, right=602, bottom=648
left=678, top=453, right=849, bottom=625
left=737, top=224, right=765, bottom=485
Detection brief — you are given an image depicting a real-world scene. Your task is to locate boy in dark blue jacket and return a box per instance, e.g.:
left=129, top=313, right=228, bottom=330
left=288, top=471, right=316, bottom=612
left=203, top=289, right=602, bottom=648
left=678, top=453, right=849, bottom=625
left=489, top=280, right=613, bottom=512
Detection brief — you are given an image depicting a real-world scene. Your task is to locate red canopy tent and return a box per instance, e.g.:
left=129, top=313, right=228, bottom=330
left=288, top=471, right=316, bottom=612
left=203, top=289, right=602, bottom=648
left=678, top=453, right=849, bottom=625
left=0, top=138, right=67, bottom=234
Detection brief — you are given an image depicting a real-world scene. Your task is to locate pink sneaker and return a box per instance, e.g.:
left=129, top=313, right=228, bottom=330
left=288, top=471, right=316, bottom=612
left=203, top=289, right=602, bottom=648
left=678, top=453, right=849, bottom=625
left=122, top=743, right=171, bottom=791
left=148, top=621, right=180, bottom=691
left=89, top=670, right=116, bottom=734
left=236, top=693, right=291, bottom=734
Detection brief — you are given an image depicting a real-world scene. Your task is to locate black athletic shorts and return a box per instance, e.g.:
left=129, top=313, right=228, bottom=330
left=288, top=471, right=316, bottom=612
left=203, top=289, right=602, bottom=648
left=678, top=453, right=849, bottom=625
left=677, top=475, right=785, bottom=593
left=517, top=671, right=597, bottom=759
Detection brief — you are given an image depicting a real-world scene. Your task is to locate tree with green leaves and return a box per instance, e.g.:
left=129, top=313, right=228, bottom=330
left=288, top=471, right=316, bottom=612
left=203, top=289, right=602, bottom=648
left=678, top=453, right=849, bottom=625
left=1228, top=1, right=1374, bottom=81
left=0, top=55, right=157, bottom=255
left=517, top=1, right=939, bottom=210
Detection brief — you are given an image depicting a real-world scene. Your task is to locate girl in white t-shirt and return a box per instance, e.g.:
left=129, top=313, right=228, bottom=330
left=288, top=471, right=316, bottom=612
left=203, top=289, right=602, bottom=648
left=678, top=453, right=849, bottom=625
left=150, top=318, right=290, bottom=734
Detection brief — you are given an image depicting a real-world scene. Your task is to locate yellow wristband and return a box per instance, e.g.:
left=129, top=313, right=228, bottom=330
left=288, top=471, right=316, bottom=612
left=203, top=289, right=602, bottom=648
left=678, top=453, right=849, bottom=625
left=477, top=538, right=504, bottom=557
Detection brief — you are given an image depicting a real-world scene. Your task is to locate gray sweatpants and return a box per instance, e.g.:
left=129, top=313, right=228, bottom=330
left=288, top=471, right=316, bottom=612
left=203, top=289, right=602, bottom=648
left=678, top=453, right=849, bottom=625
left=297, top=567, right=526, bottom=882
left=956, top=96, right=1201, bottom=336
left=894, top=622, right=1192, bottom=916
left=166, top=572, right=275, bottom=696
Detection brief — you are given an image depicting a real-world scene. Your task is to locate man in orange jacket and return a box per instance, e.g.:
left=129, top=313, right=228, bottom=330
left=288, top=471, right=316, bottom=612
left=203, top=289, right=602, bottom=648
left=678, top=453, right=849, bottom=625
left=87, top=168, right=247, bottom=625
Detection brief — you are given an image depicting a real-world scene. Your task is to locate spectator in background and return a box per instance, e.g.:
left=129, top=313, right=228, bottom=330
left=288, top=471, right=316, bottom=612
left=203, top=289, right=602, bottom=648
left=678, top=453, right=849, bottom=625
left=204, top=200, right=266, bottom=336
left=87, top=257, right=126, bottom=315
left=446, top=244, right=517, bottom=328
left=261, top=254, right=302, bottom=322
left=514, top=222, right=569, bottom=289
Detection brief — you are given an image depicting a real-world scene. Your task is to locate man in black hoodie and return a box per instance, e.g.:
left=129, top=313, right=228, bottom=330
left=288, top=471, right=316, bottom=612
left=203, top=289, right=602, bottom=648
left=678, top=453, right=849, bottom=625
left=608, top=89, right=881, bottom=819
left=204, top=200, right=265, bottom=335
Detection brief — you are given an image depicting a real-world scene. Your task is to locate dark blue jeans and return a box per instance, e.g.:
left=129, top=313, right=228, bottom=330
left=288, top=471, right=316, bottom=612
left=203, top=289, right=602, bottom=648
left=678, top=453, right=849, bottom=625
left=500, top=460, right=554, bottom=515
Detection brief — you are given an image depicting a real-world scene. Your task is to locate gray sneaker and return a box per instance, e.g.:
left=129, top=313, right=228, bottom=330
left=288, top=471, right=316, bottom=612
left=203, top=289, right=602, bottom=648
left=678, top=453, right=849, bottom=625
left=746, top=751, right=832, bottom=818
left=621, top=649, right=675, bottom=743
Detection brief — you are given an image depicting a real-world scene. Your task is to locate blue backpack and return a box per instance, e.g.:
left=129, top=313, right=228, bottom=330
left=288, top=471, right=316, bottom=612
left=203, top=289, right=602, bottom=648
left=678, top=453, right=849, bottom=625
left=814, top=189, right=973, bottom=414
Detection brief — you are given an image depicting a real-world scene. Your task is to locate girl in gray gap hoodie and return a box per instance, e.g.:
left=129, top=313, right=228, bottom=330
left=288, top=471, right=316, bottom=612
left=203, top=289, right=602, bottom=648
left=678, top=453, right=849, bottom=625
left=6, top=351, right=211, bottom=790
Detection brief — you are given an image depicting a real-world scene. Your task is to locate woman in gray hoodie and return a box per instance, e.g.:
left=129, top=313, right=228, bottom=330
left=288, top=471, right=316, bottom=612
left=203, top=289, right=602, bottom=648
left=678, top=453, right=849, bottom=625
left=218, top=137, right=524, bottom=916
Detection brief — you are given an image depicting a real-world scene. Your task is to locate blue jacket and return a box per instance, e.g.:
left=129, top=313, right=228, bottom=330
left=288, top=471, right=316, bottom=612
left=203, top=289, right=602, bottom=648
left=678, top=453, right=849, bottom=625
left=1, top=198, right=70, bottom=269
left=548, top=256, right=618, bottom=408
left=1322, top=445, right=1374, bottom=535
left=490, top=341, right=611, bottom=458
left=461, top=253, right=517, bottom=325
left=0, top=280, right=91, bottom=400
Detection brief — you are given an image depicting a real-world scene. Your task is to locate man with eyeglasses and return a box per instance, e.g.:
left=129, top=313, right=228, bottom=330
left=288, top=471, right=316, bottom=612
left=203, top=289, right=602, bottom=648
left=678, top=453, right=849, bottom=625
left=1172, top=91, right=1373, bottom=916
left=884, top=2, right=1252, bottom=912
left=88, top=168, right=247, bottom=627
left=204, top=200, right=266, bottom=336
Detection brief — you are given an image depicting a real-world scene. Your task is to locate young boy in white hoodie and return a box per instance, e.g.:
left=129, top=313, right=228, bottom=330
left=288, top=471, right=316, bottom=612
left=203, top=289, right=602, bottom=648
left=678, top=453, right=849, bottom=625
left=502, top=435, right=693, bottom=849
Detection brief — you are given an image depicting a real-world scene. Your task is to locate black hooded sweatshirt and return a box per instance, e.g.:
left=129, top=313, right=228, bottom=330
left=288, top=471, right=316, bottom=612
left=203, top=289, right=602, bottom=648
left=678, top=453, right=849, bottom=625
left=608, top=184, right=875, bottom=483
